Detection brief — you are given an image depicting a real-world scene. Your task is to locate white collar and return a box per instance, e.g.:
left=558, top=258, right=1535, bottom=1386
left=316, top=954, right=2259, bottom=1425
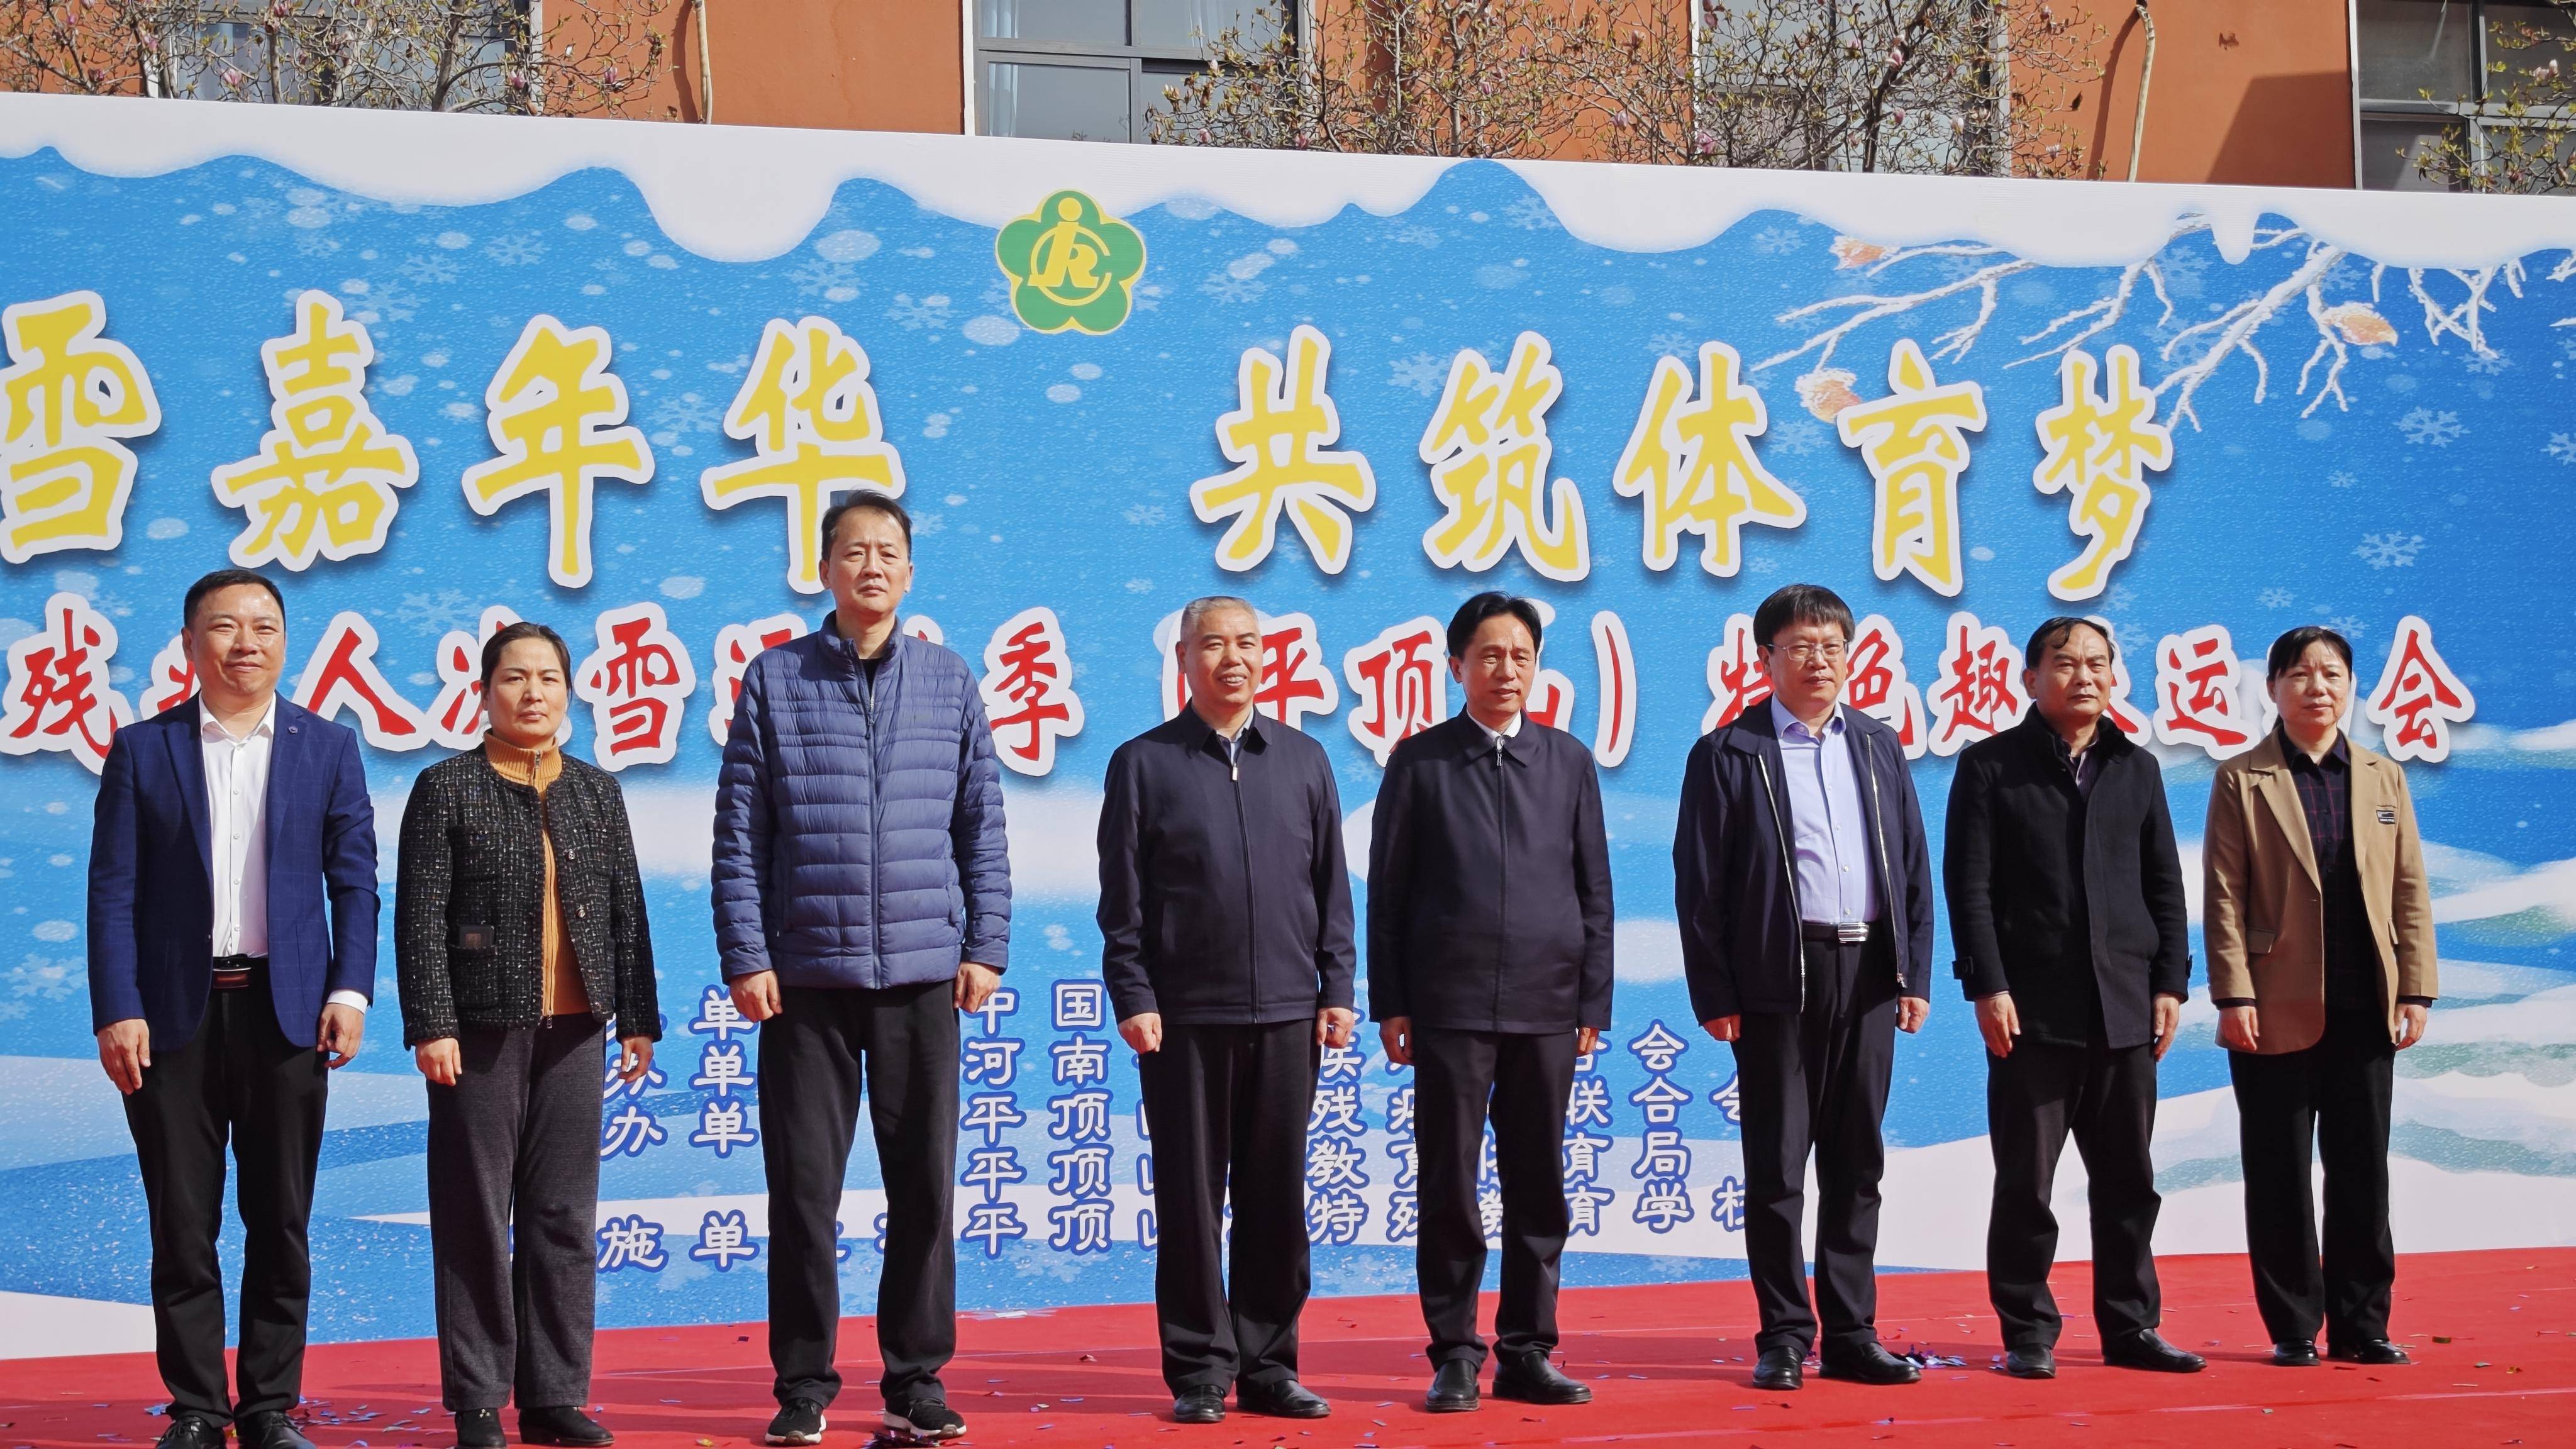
left=200, top=695, right=279, bottom=745
left=1768, top=697, right=1842, bottom=741
left=1473, top=711, right=1524, bottom=743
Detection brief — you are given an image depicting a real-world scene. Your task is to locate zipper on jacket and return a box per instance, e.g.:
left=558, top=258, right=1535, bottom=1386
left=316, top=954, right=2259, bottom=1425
left=1753, top=752, right=1807, bottom=1014
left=1492, top=731, right=1508, bottom=1030
left=1860, top=734, right=1905, bottom=992
left=1230, top=739, right=1258, bottom=1019
left=863, top=639, right=887, bottom=991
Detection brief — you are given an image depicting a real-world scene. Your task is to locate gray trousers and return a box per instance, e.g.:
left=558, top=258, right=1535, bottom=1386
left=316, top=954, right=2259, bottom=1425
left=426, top=1019, right=605, bottom=1411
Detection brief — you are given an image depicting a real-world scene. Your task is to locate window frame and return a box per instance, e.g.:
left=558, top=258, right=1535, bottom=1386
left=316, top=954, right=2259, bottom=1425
left=2353, top=0, right=2576, bottom=189
left=971, top=1, right=1299, bottom=143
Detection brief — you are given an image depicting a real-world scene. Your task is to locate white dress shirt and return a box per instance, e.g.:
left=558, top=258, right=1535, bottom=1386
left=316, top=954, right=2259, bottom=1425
left=1472, top=711, right=1523, bottom=756
left=202, top=696, right=367, bottom=1012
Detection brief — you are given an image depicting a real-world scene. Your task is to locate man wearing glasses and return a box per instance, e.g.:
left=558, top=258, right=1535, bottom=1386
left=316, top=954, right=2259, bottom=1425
left=1674, top=584, right=1936, bottom=1391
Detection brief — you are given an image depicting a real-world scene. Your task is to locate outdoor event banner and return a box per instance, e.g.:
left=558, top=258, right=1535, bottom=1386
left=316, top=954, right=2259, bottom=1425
left=0, top=92, right=2569, bottom=1353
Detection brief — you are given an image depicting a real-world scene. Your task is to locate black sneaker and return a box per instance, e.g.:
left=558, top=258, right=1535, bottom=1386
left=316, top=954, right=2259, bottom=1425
left=762, top=1399, right=826, bottom=1446
left=880, top=1396, right=965, bottom=1445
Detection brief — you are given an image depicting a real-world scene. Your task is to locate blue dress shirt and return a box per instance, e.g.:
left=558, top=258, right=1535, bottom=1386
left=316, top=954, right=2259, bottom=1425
left=1770, top=697, right=1877, bottom=924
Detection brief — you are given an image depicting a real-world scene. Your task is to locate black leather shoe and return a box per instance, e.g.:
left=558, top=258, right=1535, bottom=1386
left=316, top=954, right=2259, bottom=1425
left=453, top=1411, right=504, bottom=1449
left=2002, top=1345, right=2056, bottom=1379
left=2272, top=1340, right=2321, bottom=1367
left=238, top=1414, right=316, bottom=1449
left=1172, top=1387, right=1226, bottom=1424
left=1492, top=1351, right=1592, bottom=1405
left=1238, top=1379, right=1329, bottom=1418
left=519, top=1407, right=613, bottom=1447
left=1819, top=1341, right=1921, bottom=1385
left=1751, top=1345, right=1804, bottom=1391
left=2328, top=1338, right=2412, bottom=1366
left=1425, top=1359, right=1480, bottom=1413
left=155, top=1415, right=227, bottom=1449
left=2104, top=1331, right=2206, bottom=1374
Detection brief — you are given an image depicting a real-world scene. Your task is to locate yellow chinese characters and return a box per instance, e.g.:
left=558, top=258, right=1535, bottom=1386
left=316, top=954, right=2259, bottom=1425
left=1189, top=324, right=1377, bottom=575
left=462, top=316, right=654, bottom=589
left=701, top=316, right=907, bottom=595
left=1612, top=340, right=1805, bottom=577
left=0, top=290, right=160, bottom=565
left=1419, top=331, right=1589, bottom=582
left=1835, top=338, right=1987, bottom=598
left=211, top=291, right=420, bottom=570
left=2031, top=344, right=2172, bottom=602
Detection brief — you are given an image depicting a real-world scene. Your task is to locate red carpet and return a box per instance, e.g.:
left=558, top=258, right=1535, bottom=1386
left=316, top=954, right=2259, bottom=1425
left=7, top=1251, right=2570, bottom=1448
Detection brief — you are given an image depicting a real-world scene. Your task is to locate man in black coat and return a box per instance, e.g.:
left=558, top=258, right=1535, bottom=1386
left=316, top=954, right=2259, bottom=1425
left=1944, top=617, right=2204, bottom=1378
left=1098, top=596, right=1356, bottom=1425
left=1370, top=593, right=1611, bottom=1415
left=1674, top=584, right=1935, bottom=1391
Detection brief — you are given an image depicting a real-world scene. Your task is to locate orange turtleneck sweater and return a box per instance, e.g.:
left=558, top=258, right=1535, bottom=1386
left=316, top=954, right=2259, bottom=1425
left=484, top=734, right=591, bottom=1019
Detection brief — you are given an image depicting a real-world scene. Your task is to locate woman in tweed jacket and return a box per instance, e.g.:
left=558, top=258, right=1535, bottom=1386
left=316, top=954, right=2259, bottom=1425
left=396, top=622, right=660, bottom=1449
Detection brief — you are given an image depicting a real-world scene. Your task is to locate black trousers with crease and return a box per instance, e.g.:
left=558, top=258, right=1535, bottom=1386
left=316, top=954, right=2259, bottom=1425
left=1135, top=1018, right=1318, bottom=1394
left=2229, top=1009, right=2398, bottom=1348
left=1984, top=1038, right=2163, bottom=1350
left=1411, top=1026, right=1579, bottom=1367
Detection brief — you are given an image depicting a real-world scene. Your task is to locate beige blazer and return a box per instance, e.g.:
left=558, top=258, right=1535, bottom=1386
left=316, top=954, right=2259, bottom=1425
left=2202, top=733, right=2436, bottom=1055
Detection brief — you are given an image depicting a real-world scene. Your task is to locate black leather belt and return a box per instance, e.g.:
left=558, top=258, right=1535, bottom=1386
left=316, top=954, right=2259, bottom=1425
left=211, top=954, right=266, bottom=991
left=1800, top=921, right=1874, bottom=945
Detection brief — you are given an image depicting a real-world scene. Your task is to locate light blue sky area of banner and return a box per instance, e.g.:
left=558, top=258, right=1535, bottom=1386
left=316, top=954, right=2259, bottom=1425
left=1, top=145, right=2572, bottom=1341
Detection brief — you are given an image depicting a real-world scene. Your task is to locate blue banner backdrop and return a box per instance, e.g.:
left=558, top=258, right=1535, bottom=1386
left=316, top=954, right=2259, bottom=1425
left=0, top=93, right=2569, bottom=1354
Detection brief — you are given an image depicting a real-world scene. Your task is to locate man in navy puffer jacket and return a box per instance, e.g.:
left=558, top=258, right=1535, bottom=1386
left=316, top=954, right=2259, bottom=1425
left=713, top=494, right=1011, bottom=1448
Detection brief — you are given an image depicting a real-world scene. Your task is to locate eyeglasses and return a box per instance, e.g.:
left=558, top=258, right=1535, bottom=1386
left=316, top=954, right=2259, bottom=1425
left=1764, top=641, right=1846, bottom=664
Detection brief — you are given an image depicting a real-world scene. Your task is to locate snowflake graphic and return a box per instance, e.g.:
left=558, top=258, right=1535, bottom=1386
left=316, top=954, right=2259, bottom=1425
left=1389, top=352, right=1446, bottom=396
left=2322, top=254, right=2371, bottom=292
left=483, top=232, right=548, bottom=266
left=2327, top=615, right=2368, bottom=641
left=1768, top=418, right=1827, bottom=457
left=398, top=253, right=462, bottom=285
left=886, top=292, right=952, bottom=329
left=396, top=589, right=477, bottom=636
left=2259, top=587, right=2295, bottom=608
left=2327, top=470, right=2358, bottom=488
left=360, top=283, right=423, bottom=323
left=1123, top=504, right=1167, bottom=526
left=1645, top=330, right=1692, bottom=357
left=2463, top=349, right=2512, bottom=375
left=294, top=231, right=342, bottom=259
left=787, top=258, right=862, bottom=299
left=2157, top=247, right=2211, bottom=286
left=1933, top=253, right=1987, bottom=284
left=912, top=512, right=947, bottom=536
left=2101, top=584, right=2139, bottom=614
left=647, top=392, right=719, bottom=436
left=1746, top=555, right=1781, bottom=575
left=1502, top=195, right=1561, bottom=231
left=2549, top=433, right=2576, bottom=465
left=2355, top=531, right=2424, bottom=569
left=240, top=196, right=279, bottom=218
left=1131, top=281, right=1164, bottom=313
left=1389, top=223, right=1443, bottom=249
left=1198, top=272, right=1266, bottom=304
left=1749, top=226, right=1804, bottom=255
left=4, top=955, right=77, bottom=1001
left=2396, top=408, right=2463, bottom=446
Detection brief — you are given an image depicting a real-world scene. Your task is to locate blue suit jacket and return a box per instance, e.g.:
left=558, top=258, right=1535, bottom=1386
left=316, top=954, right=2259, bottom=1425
left=87, top=696, right=380, bottom=1051
left=1673, top=702, right=1936, bottom=1021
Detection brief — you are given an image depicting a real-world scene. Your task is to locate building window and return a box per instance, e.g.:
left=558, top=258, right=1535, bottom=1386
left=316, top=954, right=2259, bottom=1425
left=2355, top=0, right=2576, bottom=189
left=975, top=0, right=1292, bottom=142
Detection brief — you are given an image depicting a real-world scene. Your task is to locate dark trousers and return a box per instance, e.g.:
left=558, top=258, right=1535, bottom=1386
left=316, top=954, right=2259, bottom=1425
left=121, top=978, right=328, bottom=1423
left=1135, top=1019, right=1318, bottom=1394
left=2229, top=1010, right=2397, bottom=1348
left=1413, top=1027, right=1579, bottom=1367
left=426, top=1019, right=604, bottom=1411
left=1731, top=928, right=1899, bottom=1357
left=1984, top=1040, right=2162, bottom=1349
left=760, top=979, right=958, bottom=1408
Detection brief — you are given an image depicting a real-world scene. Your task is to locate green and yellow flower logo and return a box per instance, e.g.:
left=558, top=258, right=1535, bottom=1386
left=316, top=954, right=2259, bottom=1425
left=995, top=190, right=1146, bottom=336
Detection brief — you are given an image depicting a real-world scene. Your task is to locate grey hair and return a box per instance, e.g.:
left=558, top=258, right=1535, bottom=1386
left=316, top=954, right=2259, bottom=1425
left=1179, top=595, right=1258, bottom=638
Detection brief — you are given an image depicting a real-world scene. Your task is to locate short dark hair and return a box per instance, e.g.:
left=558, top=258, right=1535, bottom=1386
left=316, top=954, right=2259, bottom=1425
left=1752, top=584, right=1853, bottom=648
left=2266, top=625, right=2354, bottom=682
left=182, top=569, right=284, bottom=628
left=2024, top=616, right=2116, bottom=667
left=480, top=621, right=574, bottom=687
left=1446, top=592, right=1544, bottom=660
left=819, top=491, right=912, bottom=561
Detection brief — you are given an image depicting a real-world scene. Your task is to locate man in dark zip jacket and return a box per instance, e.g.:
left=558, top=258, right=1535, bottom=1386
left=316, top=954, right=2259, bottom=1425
left=1673, top=584, right=1936, bottom=1391
left=1370, top=593, right=1613, bottom=1416
left=1098, top=596, right=1356, bottom=1425
left=711, top=495, right=1011, bottom=1448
